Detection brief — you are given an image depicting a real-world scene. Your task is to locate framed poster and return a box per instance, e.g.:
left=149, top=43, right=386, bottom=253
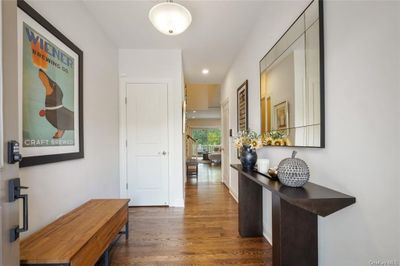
left=17, top=0, right=83, bottom=167
left=236, top=80, right=248, bottom=158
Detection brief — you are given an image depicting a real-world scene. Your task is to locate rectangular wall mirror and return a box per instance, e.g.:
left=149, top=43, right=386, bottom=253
left=259, top=0, right=324, bottom=148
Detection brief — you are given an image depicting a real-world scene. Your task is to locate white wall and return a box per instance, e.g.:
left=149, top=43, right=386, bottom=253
left=221, top=1, right=400, bottom=265
left=187, top=119, right=221, bottom=128
left=186, top=84, right=221, bottom=111
left=397, top=5, right=400, bottom=259
left=264, top=53, right=295, bottom=129
left=119, top=49, right=184, bottom=207
left=222, top=1, right=310, bottom=242
left=20, top=0, right=120, bottom=236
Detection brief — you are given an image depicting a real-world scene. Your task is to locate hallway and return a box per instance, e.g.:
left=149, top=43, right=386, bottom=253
left=110, top=164, right=272, bottom=265
left=188, top=163, right=222, bottom=184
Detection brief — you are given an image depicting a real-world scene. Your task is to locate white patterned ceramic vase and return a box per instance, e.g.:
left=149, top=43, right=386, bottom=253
left=277, top=151, right=310, bottom=187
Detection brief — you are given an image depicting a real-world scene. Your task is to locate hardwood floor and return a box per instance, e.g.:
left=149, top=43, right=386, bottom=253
left=111, top=164, right=272, bottom=265
left=191, top=163, right=222, bottom=184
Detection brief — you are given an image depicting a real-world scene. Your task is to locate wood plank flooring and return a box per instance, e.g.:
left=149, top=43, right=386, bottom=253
left=111, top=164, right=272, bottom=265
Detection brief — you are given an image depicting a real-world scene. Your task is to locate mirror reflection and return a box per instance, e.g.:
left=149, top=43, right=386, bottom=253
left=260, top=0, right=324, bottom=147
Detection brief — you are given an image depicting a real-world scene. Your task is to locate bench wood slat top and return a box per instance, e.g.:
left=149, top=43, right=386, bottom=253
left=20, top=199, right=129, bottom=264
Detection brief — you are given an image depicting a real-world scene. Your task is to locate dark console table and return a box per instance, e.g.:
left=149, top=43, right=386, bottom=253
left=231, top=164, right=355, bottom=266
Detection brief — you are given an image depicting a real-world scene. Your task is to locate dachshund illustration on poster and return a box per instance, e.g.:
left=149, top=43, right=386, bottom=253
left=38, top=69, right=74, bottom=139
left=22, top=23, right=75, bottom=147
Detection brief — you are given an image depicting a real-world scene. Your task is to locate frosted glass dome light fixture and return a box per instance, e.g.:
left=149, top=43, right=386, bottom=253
left=149, top=0, right=192, bottom=36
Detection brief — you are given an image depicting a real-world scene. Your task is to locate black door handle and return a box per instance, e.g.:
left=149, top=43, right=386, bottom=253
left=9, top=178, right=29, bottom=242
left=18, top=194, right=29, bottom=232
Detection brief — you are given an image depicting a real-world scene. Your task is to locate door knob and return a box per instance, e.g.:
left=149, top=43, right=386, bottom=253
left=162, top=151, right=167, bottom=155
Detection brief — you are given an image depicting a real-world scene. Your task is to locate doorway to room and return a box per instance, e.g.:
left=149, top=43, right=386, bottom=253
left=184, top=83, right=223, bottom=186
left=187, top=127, right=222, bottom=184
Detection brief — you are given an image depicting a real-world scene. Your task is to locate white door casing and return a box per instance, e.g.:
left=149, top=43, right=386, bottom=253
left=126, top=83, right=169, bottom=206
left=1, top=1, right=21, bottom=265
left=221, top=100, right=230, bottom=186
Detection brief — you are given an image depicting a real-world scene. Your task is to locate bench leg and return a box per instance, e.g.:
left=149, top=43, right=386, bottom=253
left=125, top=221, right=129, bottom=240
left=103, top=248, right=109, bottom=266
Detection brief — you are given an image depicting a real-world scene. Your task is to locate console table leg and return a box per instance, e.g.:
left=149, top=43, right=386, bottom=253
left=238, top=173, right=263, bottom=237
left=272, top=194, right=318, bottom=266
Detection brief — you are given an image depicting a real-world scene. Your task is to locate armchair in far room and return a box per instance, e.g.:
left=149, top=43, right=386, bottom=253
left=209, top=146, right=221, bottom=164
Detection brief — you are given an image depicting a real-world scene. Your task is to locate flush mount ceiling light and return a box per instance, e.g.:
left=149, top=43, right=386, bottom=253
left=202, top=69, right=209, bottom=75
left=149, top=0, right=192, bottom=36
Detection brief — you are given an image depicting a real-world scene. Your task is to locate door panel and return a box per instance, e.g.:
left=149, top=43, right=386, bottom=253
left=126, top=83, right=169, bottom=206
left=1, top=0, right=21, bottom=265
left=136, top=157, right=162, bottom=189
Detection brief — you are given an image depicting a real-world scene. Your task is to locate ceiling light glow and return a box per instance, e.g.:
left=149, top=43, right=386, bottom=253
left=202, top=69, right=209, bottom=75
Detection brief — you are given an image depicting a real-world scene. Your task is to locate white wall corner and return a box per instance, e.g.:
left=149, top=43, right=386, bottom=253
left=119, top=77, right=128, bottom=199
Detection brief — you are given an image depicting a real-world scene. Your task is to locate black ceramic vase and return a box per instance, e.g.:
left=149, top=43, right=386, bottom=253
left=240, top=145, right=257, bottom=170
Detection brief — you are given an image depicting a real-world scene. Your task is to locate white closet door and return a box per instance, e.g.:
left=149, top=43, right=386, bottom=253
left=126, top=83, right=169, bottom=206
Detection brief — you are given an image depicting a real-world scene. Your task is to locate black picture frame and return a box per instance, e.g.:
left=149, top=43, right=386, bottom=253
left=258, top=0, right=325, bottom=148
left=237, top=80, right=249, bottom=132
left=236, top=80, right=248, bottom=158
left=18, top=0, right=84, bottom=167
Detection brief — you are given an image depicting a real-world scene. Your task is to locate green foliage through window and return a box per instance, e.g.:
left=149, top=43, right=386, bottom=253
left=192, top=128, right=221, bottom=145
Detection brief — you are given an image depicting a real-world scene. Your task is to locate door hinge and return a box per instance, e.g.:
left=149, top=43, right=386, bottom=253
left=126, top=140, right=128, bottom=147
left=126, top=183, right=128, bottom=190
left=125, top=97, right=127, bottom=104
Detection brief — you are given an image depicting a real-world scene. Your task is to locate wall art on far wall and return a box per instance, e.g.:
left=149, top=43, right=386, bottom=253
left=236, top=80, right=248, bottom=158
left=17, top=0, right=83, bottom=167
left=237, top=80, right=248, bottom=132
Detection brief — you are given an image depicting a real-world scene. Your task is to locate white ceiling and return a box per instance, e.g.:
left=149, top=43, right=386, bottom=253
left=82, top=0, right=269, bottom=84
left=186, top=108, right=221, bottom=120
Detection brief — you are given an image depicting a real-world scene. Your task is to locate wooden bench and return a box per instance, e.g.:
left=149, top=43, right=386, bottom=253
left=20, top=199, right=130, bottom=266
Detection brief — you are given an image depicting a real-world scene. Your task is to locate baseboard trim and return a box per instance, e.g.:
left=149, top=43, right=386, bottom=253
left=263, top=230, right=272, bottom=245
left=170, top=198, right=184, bottom=207
left=229, top=190, right=238, bottom=203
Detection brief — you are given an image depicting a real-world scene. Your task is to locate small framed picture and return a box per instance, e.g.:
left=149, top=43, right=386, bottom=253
left=273, top=101, right=289, bottom=132
left=18, top=1, right=84, bottom=167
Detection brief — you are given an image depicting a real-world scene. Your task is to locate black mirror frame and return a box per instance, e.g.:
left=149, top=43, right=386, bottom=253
left=259, top=0, right=325, bottom=148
